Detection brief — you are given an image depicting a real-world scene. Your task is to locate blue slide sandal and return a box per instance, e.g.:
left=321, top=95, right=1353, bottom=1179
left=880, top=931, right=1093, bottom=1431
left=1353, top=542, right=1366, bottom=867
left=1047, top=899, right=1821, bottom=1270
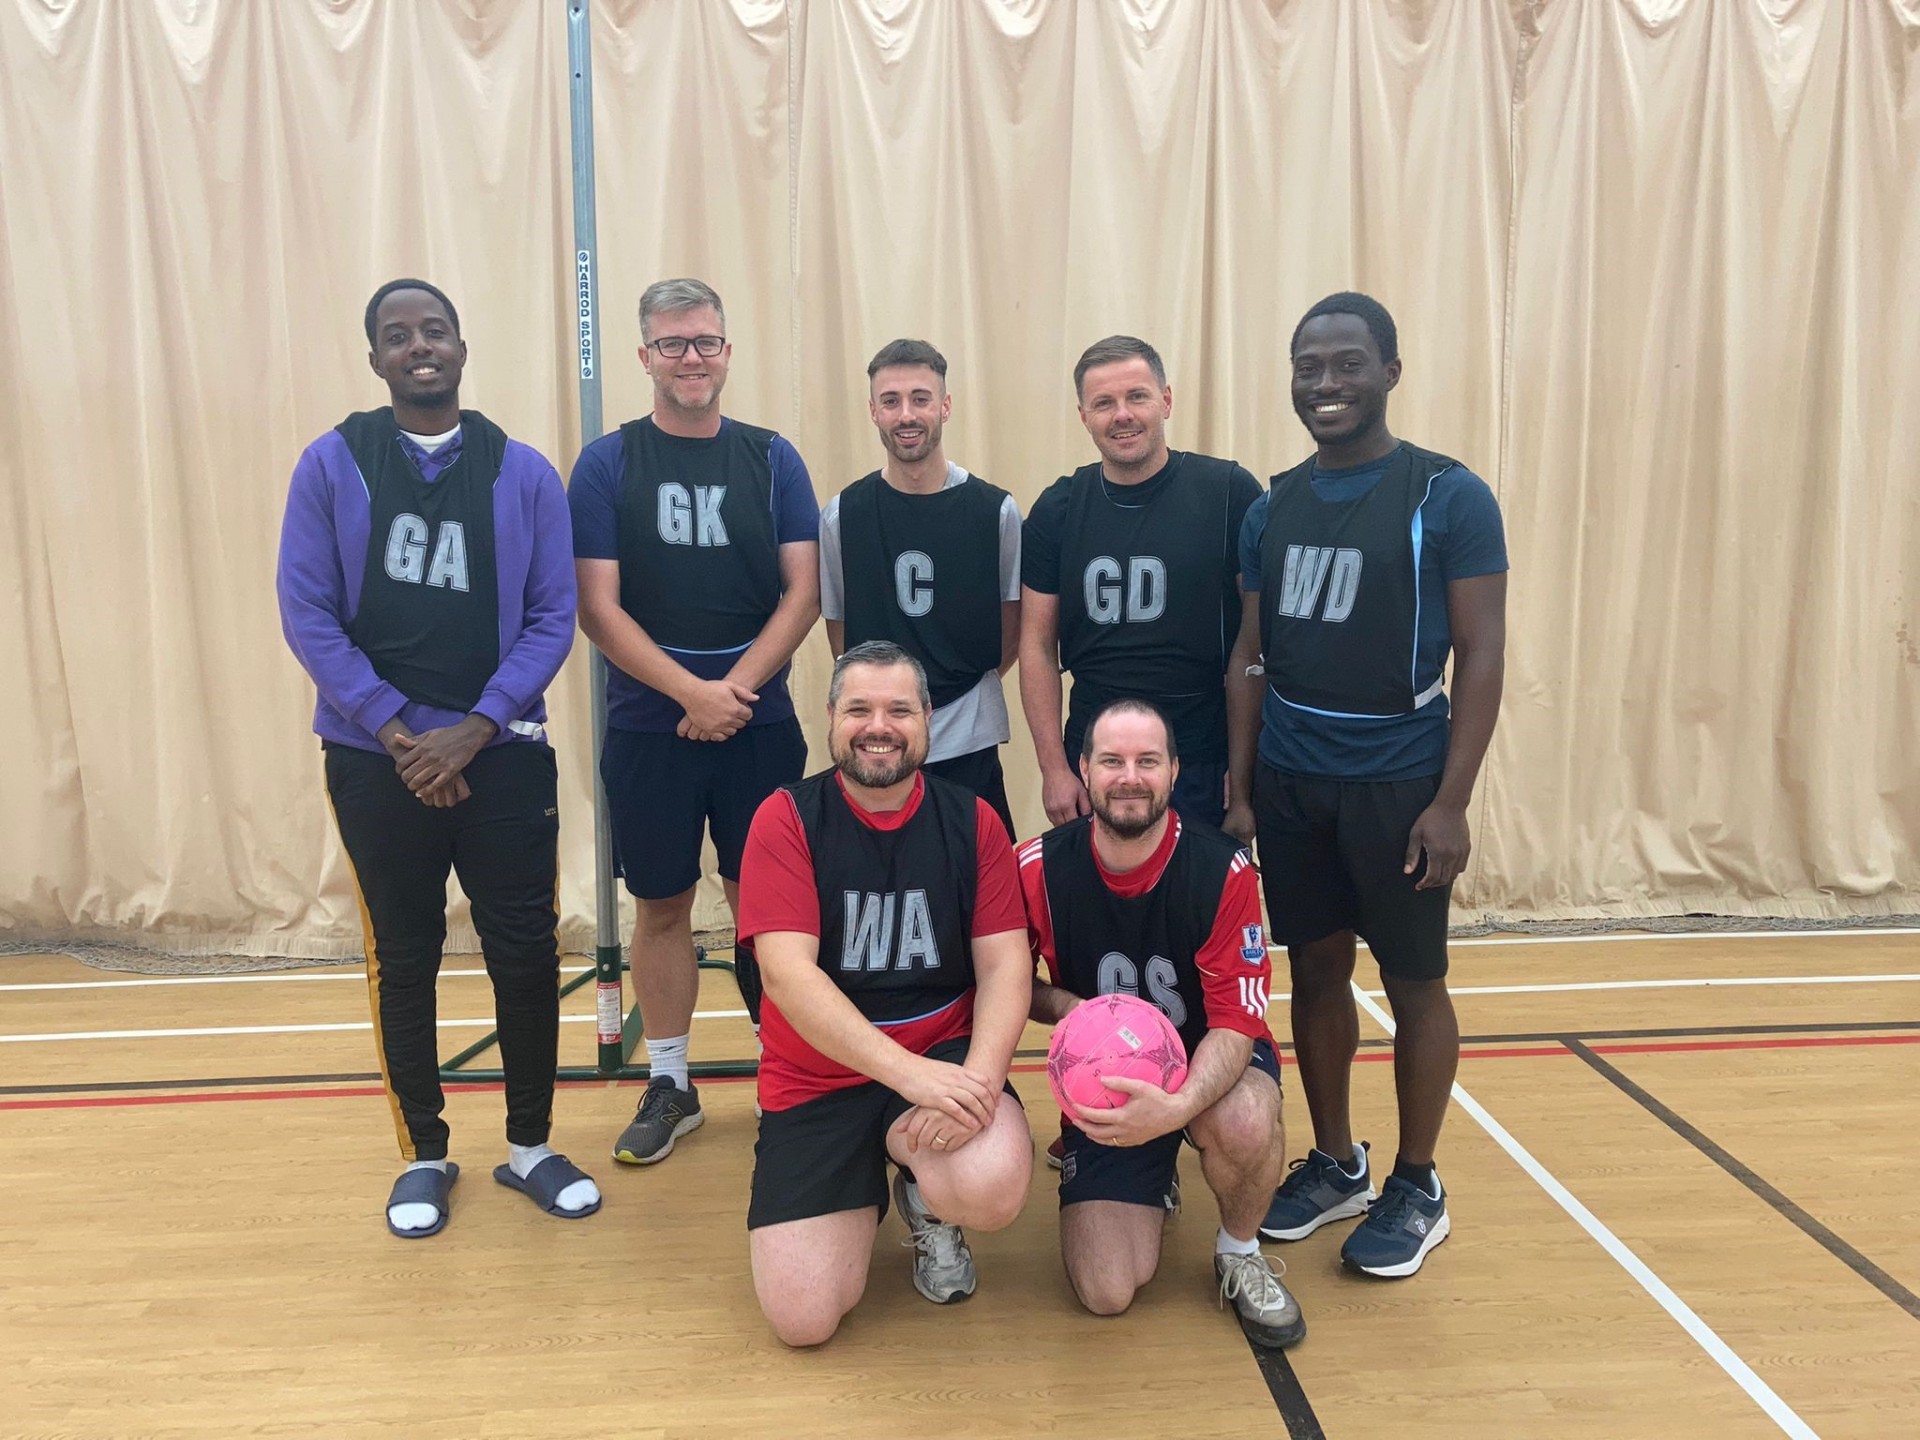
left=385, top=1161, right=460, bottom=1239
left=492, top=1154, right=601, bottom=1219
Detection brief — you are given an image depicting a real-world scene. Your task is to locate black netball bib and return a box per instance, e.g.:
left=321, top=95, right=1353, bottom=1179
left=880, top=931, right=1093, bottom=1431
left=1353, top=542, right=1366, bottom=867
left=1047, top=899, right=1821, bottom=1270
left=839, top=471, right=1005, bottom=709
left=1038, top=816, right=1241, bottom=1056
left=615, top=417, right=781, bottom=651
left=1258, top=443, right=1458, bottom=716
left=786, top=770, right=978, bottom=1024
left=338, top=407, right=503, bottom=712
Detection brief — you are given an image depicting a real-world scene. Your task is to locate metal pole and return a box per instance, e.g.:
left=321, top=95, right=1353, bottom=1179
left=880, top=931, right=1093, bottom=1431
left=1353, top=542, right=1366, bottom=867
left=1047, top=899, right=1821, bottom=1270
left=565, top=0, right=628, bottom=1075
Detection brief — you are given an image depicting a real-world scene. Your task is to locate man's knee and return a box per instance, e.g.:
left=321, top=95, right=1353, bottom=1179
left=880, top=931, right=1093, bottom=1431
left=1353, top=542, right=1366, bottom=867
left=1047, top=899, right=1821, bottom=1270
left=1068, top=1266, right=1142, bottom=1318
left=634, top=888, right=697, bottom=935
left=1289, top=932, right=1356, bottom=986
left=1192, top=1080, right=1281, bottom=1164
left=763, top=1298, right=849, bottom=1349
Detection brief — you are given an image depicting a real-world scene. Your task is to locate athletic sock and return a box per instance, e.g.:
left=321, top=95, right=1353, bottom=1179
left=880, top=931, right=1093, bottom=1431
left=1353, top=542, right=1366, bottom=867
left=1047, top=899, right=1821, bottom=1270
left=1216, top=1227, right=1261, bottom=1256
left=1392, top=1156, right=1441, bottom=1199
left=1335, top=1145, right=1367, bottom=1180
left=509, top=1142, right=599, bottom=1213
left=644, top=1033, right=690, bottom=1090
left=388, top=1159, right=449, bottom=1232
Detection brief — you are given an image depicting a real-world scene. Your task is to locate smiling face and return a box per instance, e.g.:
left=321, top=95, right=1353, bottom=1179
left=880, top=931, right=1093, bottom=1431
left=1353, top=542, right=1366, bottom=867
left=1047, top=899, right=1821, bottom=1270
left=1290, top=311, right=1400, bottom=450
left=1080, top=708, right=1178, bottom=841
left=1077, top=357, right=1172, bottom=476
left=869, top=363, right=950, bottom=465
left=369, top=289, right=465, bottom=411
left=641, top=303, right=731, bottom=420
left=827, top=661, right=931, bottom=792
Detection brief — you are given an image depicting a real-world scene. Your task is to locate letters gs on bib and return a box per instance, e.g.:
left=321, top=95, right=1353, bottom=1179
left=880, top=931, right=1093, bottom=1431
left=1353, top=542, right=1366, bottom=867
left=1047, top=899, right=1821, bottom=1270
left=384, top=515, right=470, bottom=591
left=657, top=483, right=731, bottom=547
left=1083, top=555, right=1168, bottom=625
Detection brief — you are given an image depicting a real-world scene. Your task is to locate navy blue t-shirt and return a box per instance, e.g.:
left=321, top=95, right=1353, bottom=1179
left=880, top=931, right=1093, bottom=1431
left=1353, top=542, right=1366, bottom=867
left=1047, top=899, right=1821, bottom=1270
left=568, top=419, right=820, bottom=732
left=1239, top=448, right=1506, bottom=780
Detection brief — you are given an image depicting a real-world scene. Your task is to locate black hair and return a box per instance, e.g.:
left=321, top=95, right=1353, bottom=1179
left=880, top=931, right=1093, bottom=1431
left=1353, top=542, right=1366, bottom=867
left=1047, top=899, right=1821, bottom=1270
left=1289, top=291, right=1398, bottom=366
left=364, top=278, right=461, bottom=348
left=867, top=338, right=948, bottom=381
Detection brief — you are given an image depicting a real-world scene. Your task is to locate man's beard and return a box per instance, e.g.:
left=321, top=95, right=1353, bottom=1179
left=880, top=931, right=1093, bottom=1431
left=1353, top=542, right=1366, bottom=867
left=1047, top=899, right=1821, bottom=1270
left=1091, top=787, right=1168, bottom=840
left=882, top=421, right=941, bottom=463
left=834, top=739, right=922, bottom=790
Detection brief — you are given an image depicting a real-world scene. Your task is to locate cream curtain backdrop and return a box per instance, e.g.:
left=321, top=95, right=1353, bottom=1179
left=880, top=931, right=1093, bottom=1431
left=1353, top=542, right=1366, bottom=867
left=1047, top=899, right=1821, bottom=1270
left=0, top=0, right=1914, bottom=960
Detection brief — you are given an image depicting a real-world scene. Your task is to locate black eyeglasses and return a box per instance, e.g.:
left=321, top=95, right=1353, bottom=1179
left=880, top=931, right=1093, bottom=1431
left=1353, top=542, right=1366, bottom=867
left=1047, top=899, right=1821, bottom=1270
left=647, top=334, right=726, bottom=359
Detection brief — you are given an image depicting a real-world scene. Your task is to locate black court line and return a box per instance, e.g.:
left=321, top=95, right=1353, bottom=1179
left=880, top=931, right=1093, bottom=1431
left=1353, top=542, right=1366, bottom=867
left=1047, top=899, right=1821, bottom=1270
left=1243, top=1328, right=1326, bottom=1438
left=1563, top=1038, right=1920, bottom=1321
left=0, top=1070, right=383, bottom=1096
left=10, top=1018, right=1914, bottom=1098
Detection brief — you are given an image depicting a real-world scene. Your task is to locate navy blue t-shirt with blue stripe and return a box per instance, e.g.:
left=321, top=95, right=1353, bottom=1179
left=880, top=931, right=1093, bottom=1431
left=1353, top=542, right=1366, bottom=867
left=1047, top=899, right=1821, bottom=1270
left=1238, top=446, right=1507, bottom=781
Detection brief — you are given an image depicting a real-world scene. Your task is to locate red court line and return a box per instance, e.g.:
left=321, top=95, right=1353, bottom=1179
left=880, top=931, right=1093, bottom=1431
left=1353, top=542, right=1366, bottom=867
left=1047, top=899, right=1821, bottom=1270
left=5, top=1033, right=1914, bottom=1113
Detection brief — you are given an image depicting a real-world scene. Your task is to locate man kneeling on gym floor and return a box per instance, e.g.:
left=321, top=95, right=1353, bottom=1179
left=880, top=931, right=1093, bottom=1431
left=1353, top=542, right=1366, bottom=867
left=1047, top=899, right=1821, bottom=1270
left=1020, top=699, right=1304, bottom=1347
left=736, top=641, right=1034, bottom=1346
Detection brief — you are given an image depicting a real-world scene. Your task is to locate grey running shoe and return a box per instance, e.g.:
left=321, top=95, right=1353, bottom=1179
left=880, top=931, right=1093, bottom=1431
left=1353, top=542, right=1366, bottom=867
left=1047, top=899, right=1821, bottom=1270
left=1215, top=1250, right=1307, bottom=1349
left=612, top=1076, right=704, bottom=1165
left=893, top=1170, right=976, bottom=1304
left=1163, top=1175, right=1182, bottom=1223
left=1260, top=1143, right=1375, bottom=1241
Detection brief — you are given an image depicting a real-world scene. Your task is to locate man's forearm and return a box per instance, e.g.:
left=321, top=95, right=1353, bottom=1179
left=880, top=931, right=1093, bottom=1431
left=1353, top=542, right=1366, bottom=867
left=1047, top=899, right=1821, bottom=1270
left=1171, top=1029, right=1256, bottom=1128
left=580, top=599, right=699, bottom=706
left=1030, top=979, right=1080, bottom=1025
left=962, top=933, right=1032, bottom=1080
left=1434, top=647, right=1503, bottom=811
left=728, top=585, right=820, bottom=694
left=1225, top=653, right=1262, bottom=807
left=761, top=949, right=919, bottom=1091
left=1018, top=643, right=1071, bottom=774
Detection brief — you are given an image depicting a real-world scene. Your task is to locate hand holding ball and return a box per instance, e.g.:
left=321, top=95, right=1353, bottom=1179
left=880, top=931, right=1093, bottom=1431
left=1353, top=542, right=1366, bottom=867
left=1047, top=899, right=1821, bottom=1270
left=1045, top=993, right=1188, bottom=1129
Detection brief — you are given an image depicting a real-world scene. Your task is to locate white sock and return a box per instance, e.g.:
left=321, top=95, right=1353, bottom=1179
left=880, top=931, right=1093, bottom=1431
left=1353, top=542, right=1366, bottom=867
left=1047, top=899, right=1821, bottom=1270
left=509, top=1142, right=600, bottom=1214
left=1216, top=1227, right=1261, bottom=1256
left=645, top=1033, right=690, bottom=1090
left=389, top=1159, right=448, bottom=1232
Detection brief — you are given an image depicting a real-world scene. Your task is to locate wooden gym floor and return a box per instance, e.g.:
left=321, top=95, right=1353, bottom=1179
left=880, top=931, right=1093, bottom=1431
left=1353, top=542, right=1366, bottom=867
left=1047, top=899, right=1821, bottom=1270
left=2, top=931, right=1917, bottom=1438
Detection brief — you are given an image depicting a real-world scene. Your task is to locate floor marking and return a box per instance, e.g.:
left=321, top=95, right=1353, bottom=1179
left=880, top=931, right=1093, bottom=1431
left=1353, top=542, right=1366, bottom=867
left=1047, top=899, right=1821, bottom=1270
left=0, top=1009, right=753, bottom=1045
left=1350, top=984, right=1818, bottom=1440
left=1566, top=1039, right=1920, bottom=1321
left=7, top=925, right=1913, bottom=991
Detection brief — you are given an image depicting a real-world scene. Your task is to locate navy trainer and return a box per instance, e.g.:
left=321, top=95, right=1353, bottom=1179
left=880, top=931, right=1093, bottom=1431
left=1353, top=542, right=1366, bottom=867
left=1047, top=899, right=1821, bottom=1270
left=1260, top=1143, right=1375, bottom=1241
left=1340, top=1173, right=1450, bottom=1277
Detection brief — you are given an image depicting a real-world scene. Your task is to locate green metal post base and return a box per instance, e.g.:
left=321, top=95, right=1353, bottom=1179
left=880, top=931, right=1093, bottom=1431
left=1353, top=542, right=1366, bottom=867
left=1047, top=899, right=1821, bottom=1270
left=439, top=943, right=759, bottom=1083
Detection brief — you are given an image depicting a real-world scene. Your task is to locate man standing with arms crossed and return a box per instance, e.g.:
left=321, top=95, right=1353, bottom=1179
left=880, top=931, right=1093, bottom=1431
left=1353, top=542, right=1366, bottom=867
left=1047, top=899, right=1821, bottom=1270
left=819, top=339, right=1022, bottom=839
left=1228, top=292, right=1507, bottom=1277
left=1020, top=337, right=1259, bottom=834
left=279, top=279, right=599, bottom=1235
left=569, top=278, right=820, bottom=1166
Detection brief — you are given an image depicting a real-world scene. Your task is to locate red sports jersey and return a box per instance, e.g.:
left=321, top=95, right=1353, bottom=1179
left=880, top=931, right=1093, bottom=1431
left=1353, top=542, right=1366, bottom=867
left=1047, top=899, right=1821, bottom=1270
left=739, top=771, right=1025, bottom=1109
left=1018, top=811, right=1273, bottom=1041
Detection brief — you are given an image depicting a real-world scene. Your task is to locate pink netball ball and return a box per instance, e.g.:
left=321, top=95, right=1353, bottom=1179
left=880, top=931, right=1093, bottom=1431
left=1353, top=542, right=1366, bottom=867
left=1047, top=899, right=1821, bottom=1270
left=1046, top=993, right=1189, bottom=1118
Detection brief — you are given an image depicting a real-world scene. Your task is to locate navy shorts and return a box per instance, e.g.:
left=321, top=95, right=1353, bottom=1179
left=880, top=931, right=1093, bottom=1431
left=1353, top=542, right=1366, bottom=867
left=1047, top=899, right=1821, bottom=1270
left=1058, top=1037, right=1281, bottom=1210
left=923, top=745, right=1016, bottom=842
left=601, top=719, right=806, bottom=900
left=1252, top=763, right=1452, bottom=981
left=747, top=1036, right=1022, bottom=1230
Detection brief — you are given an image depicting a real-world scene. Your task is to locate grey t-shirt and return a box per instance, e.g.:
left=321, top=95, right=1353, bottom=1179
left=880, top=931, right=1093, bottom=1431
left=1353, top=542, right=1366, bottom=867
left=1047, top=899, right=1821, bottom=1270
left=819, top=461, right=1022, bottom=763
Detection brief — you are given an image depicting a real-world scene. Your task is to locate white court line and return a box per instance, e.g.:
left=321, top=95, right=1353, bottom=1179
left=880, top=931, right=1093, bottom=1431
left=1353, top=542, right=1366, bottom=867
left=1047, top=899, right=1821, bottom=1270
left=1351, top=983, right=1816, bottom=1438
left=4, top=925, right=1912, bottom=991
left=0, top=965, right=600, bottom=993
left=5, top=973, right=1919, bottom=1044
left=0, top=1009, right=751, bottom=1045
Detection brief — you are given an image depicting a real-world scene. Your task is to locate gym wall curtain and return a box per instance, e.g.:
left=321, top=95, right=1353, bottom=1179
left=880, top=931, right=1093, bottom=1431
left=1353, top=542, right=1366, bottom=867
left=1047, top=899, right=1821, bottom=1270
left=2, top=0, right=1914, bottom=958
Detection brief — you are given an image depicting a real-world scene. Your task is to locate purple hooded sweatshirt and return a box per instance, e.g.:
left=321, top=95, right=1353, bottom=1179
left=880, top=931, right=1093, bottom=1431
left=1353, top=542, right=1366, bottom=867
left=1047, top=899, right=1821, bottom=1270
left=276, top=423, right=576, bottom=754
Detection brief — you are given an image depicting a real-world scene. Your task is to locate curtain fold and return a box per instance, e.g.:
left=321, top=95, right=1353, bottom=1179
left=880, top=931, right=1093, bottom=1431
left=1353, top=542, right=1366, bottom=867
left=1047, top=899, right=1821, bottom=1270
left=1, top=0, right=1913, bottom=958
